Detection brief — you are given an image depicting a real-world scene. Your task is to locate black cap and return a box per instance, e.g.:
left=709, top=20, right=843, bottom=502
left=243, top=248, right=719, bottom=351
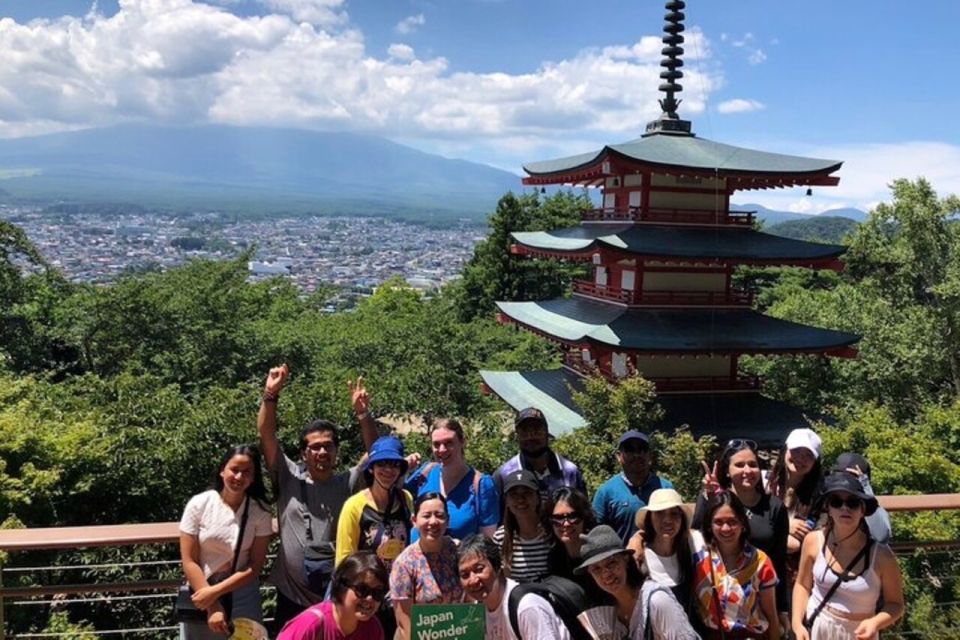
left=834, top=452, right=871, bottom=478
left=503, top=469, right=539, bottom=494
left=515, top=407, right=548, bottom=430
left=822, top=471, right=879, bottom=516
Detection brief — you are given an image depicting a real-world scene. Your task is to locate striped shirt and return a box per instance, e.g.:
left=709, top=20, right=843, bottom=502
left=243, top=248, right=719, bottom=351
left=493, top=526, right=553, bottom=584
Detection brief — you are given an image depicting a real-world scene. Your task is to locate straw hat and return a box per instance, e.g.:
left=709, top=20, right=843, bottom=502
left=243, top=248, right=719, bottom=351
left=634, top=488, right=694, bottom=530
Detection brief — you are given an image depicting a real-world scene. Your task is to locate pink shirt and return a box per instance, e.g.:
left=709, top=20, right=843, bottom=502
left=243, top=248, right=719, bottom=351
left=277, top=601, right=384, bottom=640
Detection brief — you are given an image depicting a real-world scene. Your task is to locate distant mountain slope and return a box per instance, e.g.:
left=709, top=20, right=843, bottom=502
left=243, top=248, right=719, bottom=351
left=765, top=216, right=860, bottom=243
left=734, top=203, right=868, bottom=226
left=0, top=124, right=522, bottom=220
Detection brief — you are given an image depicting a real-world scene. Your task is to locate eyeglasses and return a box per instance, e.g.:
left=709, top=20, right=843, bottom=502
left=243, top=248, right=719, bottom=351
left=373, top=460, right=403, bottom=469
left=620, top=445, right=649, bottom=457
left=549, top=513, right=583, bottom=527
left=828, top=495, right=863, bottom=510
left=306, top=442, right=336, bottom=452
left=725, top=439, right=757, bottom=452
left=350, top=583, right=388, bottom=601
left=711, top=518, right=743, bottom=530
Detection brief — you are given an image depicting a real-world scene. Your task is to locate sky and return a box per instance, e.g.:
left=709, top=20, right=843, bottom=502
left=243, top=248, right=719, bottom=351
left=2, top=0, right=959, bottom=214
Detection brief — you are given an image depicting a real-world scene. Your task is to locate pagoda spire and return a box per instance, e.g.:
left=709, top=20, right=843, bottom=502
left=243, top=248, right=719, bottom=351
left=645, top=0, right=694, bottom=136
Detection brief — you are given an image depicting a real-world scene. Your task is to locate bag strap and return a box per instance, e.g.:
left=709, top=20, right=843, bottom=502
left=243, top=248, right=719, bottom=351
left=471, top=468, right=482, bottom=522
left=804, top=534, right=873, bottom=630
left=299, top=478, right=315, bottom=543
left=230, top=497, right=251, bottom=575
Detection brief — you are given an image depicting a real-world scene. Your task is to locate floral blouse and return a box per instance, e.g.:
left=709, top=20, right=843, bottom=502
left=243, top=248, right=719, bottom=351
left=388, top=536, right=463, bottom=604
left=693, top=543, right=778, bottom=634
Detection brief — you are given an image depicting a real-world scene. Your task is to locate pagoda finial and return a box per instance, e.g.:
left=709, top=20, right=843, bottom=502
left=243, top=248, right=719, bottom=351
left=645, top=0, right=693, bottom=136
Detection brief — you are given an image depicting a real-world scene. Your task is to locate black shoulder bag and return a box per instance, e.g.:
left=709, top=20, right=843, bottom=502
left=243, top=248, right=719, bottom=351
left=803, top=535, right=872, bottom=631
left=176, top=497, right=251, bottom=623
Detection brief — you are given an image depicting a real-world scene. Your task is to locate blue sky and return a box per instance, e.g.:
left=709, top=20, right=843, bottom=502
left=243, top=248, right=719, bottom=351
left=2, top=0, right=959, bottom=213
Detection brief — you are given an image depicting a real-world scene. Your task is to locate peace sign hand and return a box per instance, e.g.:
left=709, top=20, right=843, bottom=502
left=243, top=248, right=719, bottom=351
left=701, top=460, right=721, bottom=497
left=349, top=376, right=370, bottom=417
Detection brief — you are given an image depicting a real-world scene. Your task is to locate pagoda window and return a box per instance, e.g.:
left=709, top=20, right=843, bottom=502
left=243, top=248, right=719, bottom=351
left=642, top=271, right=726, bottom=293
left=635, top=355, right=731, bottom=378
left=611, top=352, right=628, bottom=378
left=621, top=269, right=636, bottom=291
left=628, top=191, right=642, bottom=208
left=603, top=192, right=616, bottom=210
left=581, top=348, right=594, bottom=364
left=595, top=266, right=608, bottom=287
left=624, top=175, right=643, bottom=187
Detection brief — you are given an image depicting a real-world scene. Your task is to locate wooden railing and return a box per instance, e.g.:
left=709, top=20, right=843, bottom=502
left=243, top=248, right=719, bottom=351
left=572, top=280, right=754, bottom=307
left=581, top=207, right=755, bottom=226
left=2, top=497, right=959, bottom=638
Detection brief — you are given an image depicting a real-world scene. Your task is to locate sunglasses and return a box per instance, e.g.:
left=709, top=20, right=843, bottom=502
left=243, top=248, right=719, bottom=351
left=373, top=460, right=403, bottom=469
left=549, top=513, right=583, bottom=527
left=351, top=583, right=388, bottom=601
left=725, top=439, right=758, bottom=452
left=828, top=495, right=863, bottom=510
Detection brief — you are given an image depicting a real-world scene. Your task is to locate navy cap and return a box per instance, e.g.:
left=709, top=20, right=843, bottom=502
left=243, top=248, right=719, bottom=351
left=618, top=430, right=650, bottom=449
left=514, top=407, right=548, bottom=430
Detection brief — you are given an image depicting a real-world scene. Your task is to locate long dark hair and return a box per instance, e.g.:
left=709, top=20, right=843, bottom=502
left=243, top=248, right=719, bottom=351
left=769, top=444, right=822, bottom=513
left=716, top=441, right=766, bottom=493
left=502, top=487, right=547, bottom=577
left=641, top=506, right=694, bottom=588
left=701, top=491, right=751, bottom=550
left=210, top=444, right=270, bottom=509
left=544, top=487, right=596, bottom=532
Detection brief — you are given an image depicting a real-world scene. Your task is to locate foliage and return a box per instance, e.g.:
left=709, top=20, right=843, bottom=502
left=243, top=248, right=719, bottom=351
left=454, top=190, right=589, bottom=320
left=764, top=215, right=859, bottom=243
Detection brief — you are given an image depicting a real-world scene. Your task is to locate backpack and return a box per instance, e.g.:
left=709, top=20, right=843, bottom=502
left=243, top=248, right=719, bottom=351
left=507, top=576, right=592, bottom=640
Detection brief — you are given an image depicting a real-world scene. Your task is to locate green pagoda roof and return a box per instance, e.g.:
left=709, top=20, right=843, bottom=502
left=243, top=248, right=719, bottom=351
left=480, top=368, right=821, bottom=441
left=523, top=132, right=842, bottom=180
left=497, top=298, right=859, bottom=354
left=512, top=223, right=845, bottom=264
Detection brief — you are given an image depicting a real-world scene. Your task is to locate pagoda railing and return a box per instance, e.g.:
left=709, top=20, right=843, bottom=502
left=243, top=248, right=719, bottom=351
left=1, top=499, right=960, bottom=638
left=572, top=280, right=754, bottom=307
left=581, top=207, right=755, bottom=226
left=650, top=374, right=761, bottom=393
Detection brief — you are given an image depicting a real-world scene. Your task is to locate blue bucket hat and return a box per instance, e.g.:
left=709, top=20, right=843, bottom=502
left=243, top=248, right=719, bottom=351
left=364, top=436, right=408, bottom=477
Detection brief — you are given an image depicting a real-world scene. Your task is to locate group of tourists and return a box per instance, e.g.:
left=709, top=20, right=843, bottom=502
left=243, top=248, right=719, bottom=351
left=177, top=365, right=905, bottom=640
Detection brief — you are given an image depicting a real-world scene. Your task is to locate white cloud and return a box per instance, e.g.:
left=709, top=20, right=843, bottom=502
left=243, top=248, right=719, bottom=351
left=394, top=13, right=425, bottom=35
left=740, top=141, right=960, bottom=214
left=258, top=0, right=347, bottom=26
left=747, top=49, right=766, bottom=65
left=387, top=43, right=415, bottom=61
left=717, top=98, right=764, bottom=114
left=726, top=31, right=767, bottom=66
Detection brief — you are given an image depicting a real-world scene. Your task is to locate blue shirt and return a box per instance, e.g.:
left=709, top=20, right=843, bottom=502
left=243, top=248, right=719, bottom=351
left=405, top=463, right=500, bottom=541
left=593, top=472, right=674, bottom=544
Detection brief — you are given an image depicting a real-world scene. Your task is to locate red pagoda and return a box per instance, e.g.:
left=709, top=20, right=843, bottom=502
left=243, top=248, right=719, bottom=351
left=480, top=1, right=859, bottom=444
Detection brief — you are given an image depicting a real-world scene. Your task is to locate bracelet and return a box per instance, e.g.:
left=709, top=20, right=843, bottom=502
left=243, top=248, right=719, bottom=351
left=356, top=411, right=369, bottom=420
left=262, top=392, right=279, bottom=404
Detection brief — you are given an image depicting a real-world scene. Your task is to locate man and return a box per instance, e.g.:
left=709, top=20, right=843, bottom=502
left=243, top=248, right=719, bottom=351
left=493, top=407, right=586, bottom=504
left=592, top=430, right=673, bottom=544
left=457, top=534, right=571, bottom=640
left=257, top=364, right=379, bottom=631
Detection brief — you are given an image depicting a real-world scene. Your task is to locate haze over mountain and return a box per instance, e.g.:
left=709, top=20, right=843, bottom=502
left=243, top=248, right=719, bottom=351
left=733, top=202, right=868, bottom=225
left=0, top=124, right=522, bottom=221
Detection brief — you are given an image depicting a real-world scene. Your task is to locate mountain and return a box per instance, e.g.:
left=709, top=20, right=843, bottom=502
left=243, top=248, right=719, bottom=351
left=765, top=216, right=860, bottom=243
left=0, top=124, right=522, bottom=221
left=733, top=203, right=868, bottom=226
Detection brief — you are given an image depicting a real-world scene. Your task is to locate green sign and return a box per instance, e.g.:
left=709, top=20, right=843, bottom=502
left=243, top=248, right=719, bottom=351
left=411, top=603, right=485, bottom=640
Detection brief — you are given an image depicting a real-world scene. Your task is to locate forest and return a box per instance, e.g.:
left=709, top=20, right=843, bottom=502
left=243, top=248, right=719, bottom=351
left=1, top=180, right=959, bottom=637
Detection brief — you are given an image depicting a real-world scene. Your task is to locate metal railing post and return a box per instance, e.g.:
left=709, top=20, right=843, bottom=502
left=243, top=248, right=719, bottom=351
left=1, top=555, right=6, bottom=640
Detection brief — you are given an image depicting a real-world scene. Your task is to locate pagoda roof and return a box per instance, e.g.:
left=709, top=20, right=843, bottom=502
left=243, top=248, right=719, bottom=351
left=522, top=132, right=841, bottom=188
left=480, top=368, right=821, bottom=442
left=496, top=297, right=859, bottom=354
left=512, top=223, right=845, bottom=265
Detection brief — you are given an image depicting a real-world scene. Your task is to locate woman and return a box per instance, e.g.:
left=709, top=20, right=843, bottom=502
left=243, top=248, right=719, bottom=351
left=576, top=525, right=700, bottom=639
left=389, top=493, right=463, bottom=640
left=279, top=551, right=388, bottom=640
left=767, top=428, right=824, bottom=590
left=693, top=492, right=779, bottom=640
left=492, top=469, right=554, bottom=583
left=792, top=472, right=904, bottom=640
left=695, top=440, right=789, bottom=617
left=404, top=418, right=499, bottom=540
left=627, top=488, right=701, bottom=613
left=179, top=445, right=274, bottom=638
left=337, top=436, right=413, bottom=639
left=336, top=436, right=414, bottom=569
left=546, top=487, right=597, bottom=581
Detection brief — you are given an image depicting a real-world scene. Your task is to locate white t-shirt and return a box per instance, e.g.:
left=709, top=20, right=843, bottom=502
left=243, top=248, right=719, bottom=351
left=645, top=530, right=705, bottom=588
left=485, top=578, right=572, bottom=640
left=179, top=490, right=274, bottom=577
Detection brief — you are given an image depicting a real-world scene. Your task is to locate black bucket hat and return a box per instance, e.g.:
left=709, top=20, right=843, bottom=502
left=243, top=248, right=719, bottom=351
left=574, top=525, right=631, bottom=575
left=822, top=470, right=879, bottom=516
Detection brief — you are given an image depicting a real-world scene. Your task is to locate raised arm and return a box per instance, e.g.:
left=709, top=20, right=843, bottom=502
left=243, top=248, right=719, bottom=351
left=258, top=364, right=289, bottom=473
left=349, top=376, right=379, bottom=453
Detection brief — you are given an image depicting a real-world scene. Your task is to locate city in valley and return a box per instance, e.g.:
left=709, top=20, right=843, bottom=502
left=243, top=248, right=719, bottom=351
left=1, top=204, right=486, bottom=309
